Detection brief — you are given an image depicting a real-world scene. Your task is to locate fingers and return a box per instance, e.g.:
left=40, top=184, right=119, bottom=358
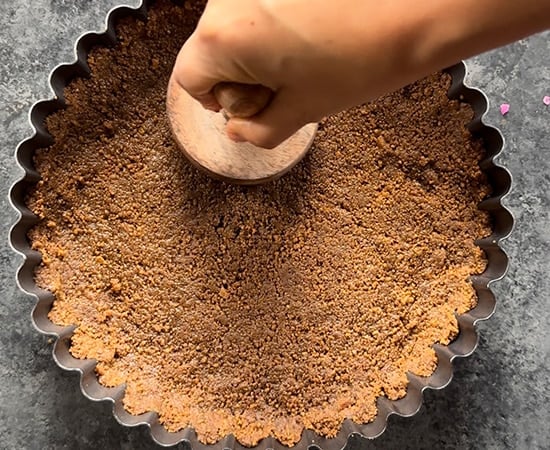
left=172, top=8, right=313, bottom=149
left=225, top=90, right=312, bottom=149
left=172, top=35, right=221, bottom=111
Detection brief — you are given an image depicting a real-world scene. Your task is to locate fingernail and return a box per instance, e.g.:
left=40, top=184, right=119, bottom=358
left=227, top=130, right=246, bottom=143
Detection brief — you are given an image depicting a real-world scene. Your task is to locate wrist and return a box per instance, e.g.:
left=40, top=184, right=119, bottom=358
left=351, top=0, right=550, bottom=100
left=404, top=0, right=550, bottom=76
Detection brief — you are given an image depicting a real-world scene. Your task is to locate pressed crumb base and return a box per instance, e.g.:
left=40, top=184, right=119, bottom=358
left=27, top=0, right=491, bottom=447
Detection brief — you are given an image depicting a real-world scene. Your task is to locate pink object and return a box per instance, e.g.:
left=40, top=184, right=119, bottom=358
left=543, top=96, right=550, bottom=106
left=500, top=103, right=510, bottom=115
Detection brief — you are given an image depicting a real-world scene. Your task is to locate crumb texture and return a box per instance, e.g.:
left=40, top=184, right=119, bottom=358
left=27, top=0, right=491, bottom=446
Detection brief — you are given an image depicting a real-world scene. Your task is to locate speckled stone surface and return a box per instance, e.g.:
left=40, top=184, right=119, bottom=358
left=1, top=1, right=549, bottom=449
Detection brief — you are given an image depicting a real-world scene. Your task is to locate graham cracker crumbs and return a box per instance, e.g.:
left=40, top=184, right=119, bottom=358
left=27, top=0, right=491, bottom=446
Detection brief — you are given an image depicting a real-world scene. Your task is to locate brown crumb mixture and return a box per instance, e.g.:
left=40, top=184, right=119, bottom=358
left=27, top=0, right=491, bottom=446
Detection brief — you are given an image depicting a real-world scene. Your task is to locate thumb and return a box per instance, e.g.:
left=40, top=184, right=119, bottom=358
left=225, top=91, right=311, bottom=149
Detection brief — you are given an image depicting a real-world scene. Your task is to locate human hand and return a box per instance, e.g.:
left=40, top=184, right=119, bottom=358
left=172, top=0, right=550, bottom=149
left=172, top=0, right=428, bottom=148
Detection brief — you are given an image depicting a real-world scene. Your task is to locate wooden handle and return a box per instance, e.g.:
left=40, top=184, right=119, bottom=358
left=213, top=82, right=273, bottom=118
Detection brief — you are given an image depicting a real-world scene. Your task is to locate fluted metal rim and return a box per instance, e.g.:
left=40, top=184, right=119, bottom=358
left=8, top=1, right=513, bottom=448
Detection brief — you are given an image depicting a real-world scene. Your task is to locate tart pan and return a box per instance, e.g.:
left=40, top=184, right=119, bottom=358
left=9, top=0, right=513, bottom=448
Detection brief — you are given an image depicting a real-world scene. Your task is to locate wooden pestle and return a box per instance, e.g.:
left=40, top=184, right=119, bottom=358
left=166, top=76, right=318, bottom=185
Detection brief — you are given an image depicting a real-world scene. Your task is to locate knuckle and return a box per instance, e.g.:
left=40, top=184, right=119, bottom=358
left=197, top=24, right=221, bottom=46
left=196, top=17, right=233, bottom=49
left=196, top=17, right=241, bottom=51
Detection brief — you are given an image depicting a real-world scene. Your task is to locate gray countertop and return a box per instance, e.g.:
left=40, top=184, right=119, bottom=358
left=1, top=1, right=549, bottom=449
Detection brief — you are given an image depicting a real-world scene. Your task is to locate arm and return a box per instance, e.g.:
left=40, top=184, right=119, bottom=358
left=173, top=0, right=550, bottom=148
